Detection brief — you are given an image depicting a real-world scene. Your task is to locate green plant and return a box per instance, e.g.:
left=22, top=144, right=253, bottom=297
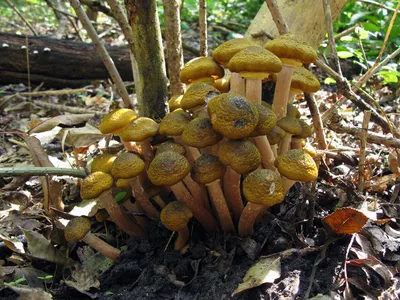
left=37, top=275, right=53, bottom=292
left=5, top=277, right=26, bottom=286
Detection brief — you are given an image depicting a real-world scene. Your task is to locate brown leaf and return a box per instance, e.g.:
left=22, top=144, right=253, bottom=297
left=29, top=114, right=95, bottom=134
left=5, top=285, right=53, bottom=300
left=323, top=207, right=369, bottom=234
left=347, top=277, right=381, bottom=299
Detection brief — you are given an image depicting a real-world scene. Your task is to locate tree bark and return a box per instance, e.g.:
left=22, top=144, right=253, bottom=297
left=199, top=0, right=207, bottom=56
left=45, top=0, right=69, bottom=39
left=162, top=0, right=185, bottom=96
left=125, top=0, right=169, bottom=120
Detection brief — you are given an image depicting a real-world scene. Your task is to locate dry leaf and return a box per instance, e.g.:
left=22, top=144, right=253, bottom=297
left=57, top=124, right=103, bottom=148
left=388, top=150, right=400, bottom=175
left=323, top=207, right=369, bottom=234
left=29, top=114, right=94, bottom=133
left=64, top=264, right=100, bottom=298
left=4, top=285, right=53, bottom=300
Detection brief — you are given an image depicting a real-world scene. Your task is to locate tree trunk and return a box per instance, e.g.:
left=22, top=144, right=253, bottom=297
left=125, top=0, right=169, bottom=120
left=0, top=33, right=133, bottom=88
left=199, top=0, right=207, bottom=56
left=162, top=0, right=185, bottom=96
left=45, top=0, right=68, bottom=39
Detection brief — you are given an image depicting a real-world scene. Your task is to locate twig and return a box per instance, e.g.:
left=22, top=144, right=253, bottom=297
left=358, top=111, right=371, bottom=192
left=359, top=0, right=400, bottom=13
left=251, top=29, right=275, bottom=40
left=264, top=0, right=290, bottom=34
left=16, top=88, right=90, bottom=97
left=25, top=35, right=32, bottom=113
left=0, top=167, right=87, bottom=178
left=323, top=24, right=359, bottom=44
left=305, top=93, right=327, bottom=150
left=69, top=0, right=132, bottom=108
left=5, top=0, right=38, bottom=36
left=199, top=0, right=208, bottom=56
left=33, top=100, right=106, bottom=116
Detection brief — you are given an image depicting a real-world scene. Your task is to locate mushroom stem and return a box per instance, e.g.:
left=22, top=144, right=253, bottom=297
left=153, top=195, right=166, bottom=209
left=278, top=134, right=293, bottom=155
left=139, top=139, right=154, bottom=169
left=174, top=136, right=200, bottom=165
left=245, top=78, right=262, bottom=104
left=272, top=65, right=295, bottom=119
left=123, top=140, right=140, bottom=153
left=170, top=181, right=218, bottom=233
left=254, top=136, right=277, bottom=170
left=129, top=177, right=160, bottom=220
left=131, top=202, right=148, bottom=230
left=230, top=72, right=245, bottom=96
left=238, top=202, right=266, bottom=237
left=223, top=166, right=244, bottom=224
left=282, top=177, right=296, bottom=193
left=206, top=179, right=236, bottom=233
left=98, top=190, right=145, bottom=237
left=288, top=90, right=297, bottom=103
left=175, top=227, right=190, bottom=250
left=82, top=232, right=121, bottom=262
left=291, top=137, right=303, bottom=150
left=182, top=174, right=211, bottom=211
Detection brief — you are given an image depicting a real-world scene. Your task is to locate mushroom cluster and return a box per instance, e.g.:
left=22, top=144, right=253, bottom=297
left=73, top=34, right=321, bottom=261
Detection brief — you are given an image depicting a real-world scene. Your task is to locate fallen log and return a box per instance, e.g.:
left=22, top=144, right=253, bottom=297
left=0, top=33, right=133, bottom=88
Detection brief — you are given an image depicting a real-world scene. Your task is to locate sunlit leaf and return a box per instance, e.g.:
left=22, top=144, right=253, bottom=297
left=323, top=207, right=369, bottom=234
left=324, top=77, right=337, bottom=85
left=337, top=51, right=354, bottom=59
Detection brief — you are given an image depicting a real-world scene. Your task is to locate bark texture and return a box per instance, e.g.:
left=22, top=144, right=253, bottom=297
left=125, top=0, right=169, bottom=120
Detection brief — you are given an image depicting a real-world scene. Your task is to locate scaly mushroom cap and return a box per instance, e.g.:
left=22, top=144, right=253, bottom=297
left=228, top=46, right=282, bottom=79
left=192, top=154, right=226, bottom=184
left=80, top=171, right=114, bottom=199
left=91, top=153, right=116, bottom=174
left=208, top=94, right=259, bottom=139
left=212, top=38, right=258, bottom=65
left=99, top=108, right=137, bottom=134
left=277, top=116, right=302, bottom=135
left=213, top=76, right=230, bottom=93
left=294, top=119, right=312, bottom=138
left=180, top=83, right=220, bottom=111
left=64, top=217, right=91, bottom=243
left=243, top=169, right=285, bottom=206
left=286, top=103, right=301, bottom=119
left=111, top=152, right=145, bottom=179
left=160, top=201, right=193, bottom=232
left=267, top=126, right=287, bottom=145
left=271, top=66, right=320, bottom=94
left=250, top=104, right=277, bottom=137
left=264, top=33, right=317, bottom=67
left=156, top=140, right=186, bottom=156
left=275, top=149, right=318, bottom=181
left=218, top=139, right=261, bottom=174
left=180, top=57, right=224, bottom=84
left=182, top=117, right=222, bottom=148
left=159, top=109, right=192, bottom=136
left=121, top=117, right=159, bottom=142
left=148, top=151, right=191, bottom=186
left=168, top=95, right=183, bottom=112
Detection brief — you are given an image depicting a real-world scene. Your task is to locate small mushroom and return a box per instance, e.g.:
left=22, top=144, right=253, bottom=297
left=291, top=119, right=312, bottom=150
left=180, top=56, right=224, bottom=86
left=180, top=82, right=220, bottom=116
left=90, top=153, right=116, bottom=174
left=277, top=116, right=302, bottom=155
left=168, top=95, right=183, bottom=112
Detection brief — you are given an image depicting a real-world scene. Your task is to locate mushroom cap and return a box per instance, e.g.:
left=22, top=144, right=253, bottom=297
left=156, top=140, right=186, bottom=156
left=275, top=149, right=318, bottom=181
left=159, top=109, right=193, bottom=136
left=192, top=154, right=226, bottom=184
left=295, top=119, right=312, bottom=138
left=228, top=46, right=283, bottom=79
left=168, top=95, right=183, bottom=112
left=267, top=126, right=287, bottom=145
left=80, top=171, right=114, bottom=199
left=277, top=116, right=303, bottom=135
left=180, top=56, right=224, bottom=84
left=250, top=104, right=277, bottom=137
left=213, top=76, right=230, bottom=93
left=243, top=169, right=285, bottom=206
left=91, top=153, right=117, bottom=174
left=99, top=108, right=137, bottom=134
left=264, top=33, right=317, bottom=66
left=286, top=103, right=301, bottom=119
left=208, top=94, right=259, bottom=139
left=148, top=151, right=191, bottom=186
left=121, top=117, right=159, bottom=142
left=181, top=83, right=220, bottom=111
left=160, top=201, right=193, bottom=231
left=290, top=67, right=320, bottom=93
left=111, top=152, right=145, bottom=179
left=218, top=139, right=261, bottom=174
left=303, top=143, right=317, bottom=157
left=182, top=117, right=222, bottom=148
left=116, top=178, right=131, bottom=188
left=64, top=217, right=91, bottom=243
left=212, top=38, right=258, bottom=65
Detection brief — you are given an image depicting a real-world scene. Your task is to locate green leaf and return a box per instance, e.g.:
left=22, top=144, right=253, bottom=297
left=104, top=291, right=114, bottom=296
left=324, top=77, right=337, bottom=85
left=378, top=71, right=399, bottom=83
left=114, top=191, right=127, bottom=203
left=15, top=278, right=26, bottom=284
left=337, top=51, right=354, bottom=59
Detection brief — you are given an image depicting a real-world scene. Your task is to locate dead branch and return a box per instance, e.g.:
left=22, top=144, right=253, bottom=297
left=305, top=93, right=327, bottom=149
left=199, top=0, right=208, bottom=56
left=0, top=167, right=87, bottom=178
left=264, top=0, right=290, bottom=34
left=33, top=100, right=106, bottom=116
left=16, top=88, right=90, bottom=97
left=358, top=111, right=371, bottom=192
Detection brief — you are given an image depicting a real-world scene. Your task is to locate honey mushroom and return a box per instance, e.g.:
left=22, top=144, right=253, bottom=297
left=90, top=153, right=116, bottom=174
left=180, top=82, right=220, bottom=117
left=276, top=115, right=302, bottom=155
left=291, top=119, right=312, bottom=150
left=180, top=56, right=224, bottom=86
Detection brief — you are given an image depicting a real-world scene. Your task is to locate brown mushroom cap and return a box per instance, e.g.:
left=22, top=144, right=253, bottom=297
left=80, top=171, right=114, bottom=199
left=111, top=152, right=145, bottom=179
left=64, top=217, right=91, bottom=243
left=115, top=178, right=131, bottom=188
left=228, top=46, right=282, bottom=79
left=148, top=151, right=191, bottom=186
left=212, top=38, right=258, bottom=65
left=180, top=57, right=224, bottom=84
left=275, top=149, right=318, bottom=181
left=156, top=140, right=186, bottom=156
left=277, top=116, right=303, bottom=135
left=99, top=108, right=137, bottom=134
left=91, top=153, right=117, bottom=174
left=295, top=119, right=312, bottom=138
left=121, top=117, right=159, bottom=142
left=159, top=109, right=193, bottom=136
left=192, top=154, right=226, bottom=184
left=250, top=104, right=277, bottom=137
left=168, top=95, right=183, bottom=112
left=267, top=126, right=287, bottom=145
left=271, top=67, right=320, bottom=94
left=218, top=139, right=261, bottom=174
left=286, top=104, right=301, bottom=119
left=182, top=117, right=222, bottom=148
left=180, top=83, right=220, bottom=111
left=243, top=169, right=285, bottom=206
left=160, top=201, right=193, bottom=232
left=264, top=33, right=317, bottom=66
left=208, top=94, right=259, bottom=139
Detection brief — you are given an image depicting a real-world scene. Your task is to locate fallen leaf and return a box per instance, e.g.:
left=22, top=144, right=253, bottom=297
left=347, top=277, right=381, bottom=299
left=29, top=114, right=94, bottom=133
left=64, top=264, right=100, bottom=299
left=323, top=207, right=369, bottom=234
left=57, top=124, right=103, bottom=148
left=232, top=255, right=281, bottom=296
left=4, top=284, right=52, bottom=300
left=68, top=199, right=99, bottom=217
